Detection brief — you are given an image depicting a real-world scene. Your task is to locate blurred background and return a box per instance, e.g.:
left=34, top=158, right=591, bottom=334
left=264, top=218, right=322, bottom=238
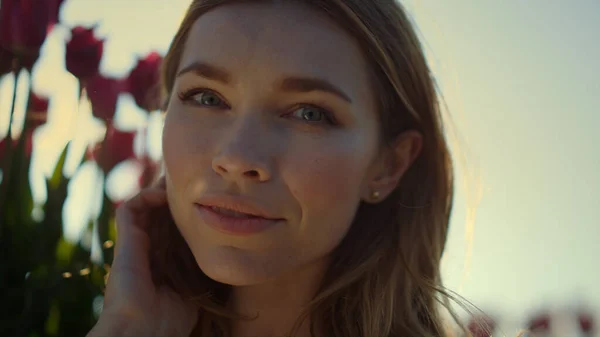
left=0, top=0, right=598, bottom=336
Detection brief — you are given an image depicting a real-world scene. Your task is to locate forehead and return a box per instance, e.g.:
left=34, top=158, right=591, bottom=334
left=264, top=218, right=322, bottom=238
left=179, top=1, right=374, bottom=107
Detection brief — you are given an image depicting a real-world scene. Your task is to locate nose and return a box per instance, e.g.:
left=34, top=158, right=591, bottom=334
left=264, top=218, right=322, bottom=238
left=211, top=120, right=273, bottom=183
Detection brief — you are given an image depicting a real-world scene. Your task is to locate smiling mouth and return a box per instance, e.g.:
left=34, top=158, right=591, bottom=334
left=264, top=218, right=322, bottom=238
left=194, top=203, right=281, bottom=235
left=208, top=206, right=262, bottom=219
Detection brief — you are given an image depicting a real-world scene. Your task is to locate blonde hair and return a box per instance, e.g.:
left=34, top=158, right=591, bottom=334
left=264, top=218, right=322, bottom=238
left=148, top=0, right=473, bottom=336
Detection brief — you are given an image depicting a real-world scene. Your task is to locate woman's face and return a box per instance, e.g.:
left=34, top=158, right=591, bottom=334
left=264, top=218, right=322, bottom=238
left=162, top=1, right=381, bottom=285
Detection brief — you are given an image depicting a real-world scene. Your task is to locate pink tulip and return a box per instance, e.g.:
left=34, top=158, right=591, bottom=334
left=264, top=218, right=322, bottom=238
left=0, top=45, right=14, bottom=76
left=467, top=315, right=495, bottom=337
left=27, top=92, right=49, bottom=129
left=578, top=312, right=595, bottom=334
left=528, top=313, right=551, bottom=334
left=0, top=0, right=63, bottom=68
left=89, top=124, right=137, bottom=173
left=86, top=74, right=125, bottom=122
left=29, top=92, right=49, bottom=112
left=127, top=52, right=163, bottom=112
left=66, top=26, right=104, bottom=81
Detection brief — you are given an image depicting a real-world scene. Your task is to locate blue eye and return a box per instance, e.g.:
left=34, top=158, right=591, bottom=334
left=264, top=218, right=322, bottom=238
left=178, top=89, right=227, bottom=108
left=193, top=91, right=223, bottom=106
left=292, top=106, right=327, bottom=122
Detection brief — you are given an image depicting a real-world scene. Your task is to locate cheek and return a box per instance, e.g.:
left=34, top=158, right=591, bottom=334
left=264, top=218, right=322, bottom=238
left=294, top=154, right=359, bottom=203
left=161, top=110, right=213, bottom=213
left=162, top=109, right=213, bottom=177
left=285, top=136, right=372, bottom=237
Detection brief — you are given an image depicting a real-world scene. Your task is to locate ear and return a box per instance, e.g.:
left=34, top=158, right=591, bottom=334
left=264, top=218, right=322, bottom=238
left=361, top=130, right=423, bottom=203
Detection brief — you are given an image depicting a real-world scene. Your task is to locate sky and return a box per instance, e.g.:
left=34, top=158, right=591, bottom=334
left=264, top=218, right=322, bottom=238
left=0, top=0, right=599, bottom=335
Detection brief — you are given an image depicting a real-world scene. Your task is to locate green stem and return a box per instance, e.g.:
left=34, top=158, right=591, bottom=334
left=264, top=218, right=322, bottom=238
left=87, top=122, right=114, bottom=267
left=98, top=194, right=114, bottom=265
left=68, top=80, right=85, bottom=141
left=97, top=124, right=114, bottom=265
left=0, top=62, right=21, bottom=238
left=5, top=69, right=19, bottom=140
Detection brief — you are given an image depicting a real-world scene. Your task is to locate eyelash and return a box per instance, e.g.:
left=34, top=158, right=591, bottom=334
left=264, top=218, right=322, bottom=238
left=177, top=88, right=229, bottom=108
left=176, top=87, right=339, bottom=126
left=294, top=104, right=338, bottom=126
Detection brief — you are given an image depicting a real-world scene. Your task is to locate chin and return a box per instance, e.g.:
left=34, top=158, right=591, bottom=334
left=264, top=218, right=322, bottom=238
left=192, top=245, right=285, bottom=286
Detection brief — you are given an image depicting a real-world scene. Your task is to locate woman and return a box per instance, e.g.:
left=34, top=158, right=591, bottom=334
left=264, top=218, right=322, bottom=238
left=88, top=0, right=461, bottom=336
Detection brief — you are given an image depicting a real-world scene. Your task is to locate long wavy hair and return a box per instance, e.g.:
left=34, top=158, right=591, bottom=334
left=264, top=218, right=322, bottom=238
left=147, top=1, right=466, bottom=336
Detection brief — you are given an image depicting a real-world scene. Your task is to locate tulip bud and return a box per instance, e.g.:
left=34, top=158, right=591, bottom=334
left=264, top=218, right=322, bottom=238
left=0, top=0, right=63, bottom=68
left=66, top=26, right=104, bottom=80
left=27, top=92, right=50, bottom=129
left=127, top=52, right=163, bottom=112
left=89, top=124, right=137, bottom=173
left=86, top=74, right=125, bottom=122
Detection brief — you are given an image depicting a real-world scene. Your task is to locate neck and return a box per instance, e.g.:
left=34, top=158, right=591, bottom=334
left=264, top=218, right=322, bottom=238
left=228, top=257, right=329, bottom=337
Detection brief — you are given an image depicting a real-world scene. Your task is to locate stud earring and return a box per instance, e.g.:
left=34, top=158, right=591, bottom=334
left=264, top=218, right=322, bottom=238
left=371, top=191, right=380, bottom=200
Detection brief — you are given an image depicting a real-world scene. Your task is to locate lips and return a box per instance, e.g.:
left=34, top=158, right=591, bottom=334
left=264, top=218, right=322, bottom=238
left=194, top=195, right=282, bottom=220
left=208, top=206, right=259, bottom=219
left=193, top=195, right=283, bottom=235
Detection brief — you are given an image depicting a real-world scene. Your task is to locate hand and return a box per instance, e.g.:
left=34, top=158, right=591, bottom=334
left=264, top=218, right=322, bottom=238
left=88, top=177, right=199, bottom=337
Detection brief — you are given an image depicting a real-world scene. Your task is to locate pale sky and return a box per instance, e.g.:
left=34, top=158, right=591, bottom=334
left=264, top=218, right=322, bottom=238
left=1, top=1, right=598, bottom=335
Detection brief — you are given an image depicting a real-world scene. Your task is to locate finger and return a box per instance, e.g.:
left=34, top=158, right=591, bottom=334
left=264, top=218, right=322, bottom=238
left=123, top=186, right=167, bottom=213
left=112, top=188, right=167, bottom=271
left=152, top=175, right=166, bottom=189
left=112, top=209, right=151, bottom=269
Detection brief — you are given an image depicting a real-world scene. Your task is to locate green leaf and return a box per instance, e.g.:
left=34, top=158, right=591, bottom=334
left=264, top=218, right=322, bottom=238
left=49, top=143, right=69, bottom=190
left=90, top=264, right=108, bottom=289
left=55, top=239, right=75, bottom=267
left=17, top=163, right=35, bottom=229
left=39, top=146, right=72, bottom=267
left=108, top=216, right=117, bottom=242
left=2, top=133, right=34, bottom=230
left=44, top=300, right=60, bottom=336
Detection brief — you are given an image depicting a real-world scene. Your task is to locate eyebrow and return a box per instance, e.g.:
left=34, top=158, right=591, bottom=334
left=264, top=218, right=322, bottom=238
left=177, top=61, right=232, bottom=84
left=177, top=61, right=352, bottom=103
left=279, top=77, right=352, bottom=103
